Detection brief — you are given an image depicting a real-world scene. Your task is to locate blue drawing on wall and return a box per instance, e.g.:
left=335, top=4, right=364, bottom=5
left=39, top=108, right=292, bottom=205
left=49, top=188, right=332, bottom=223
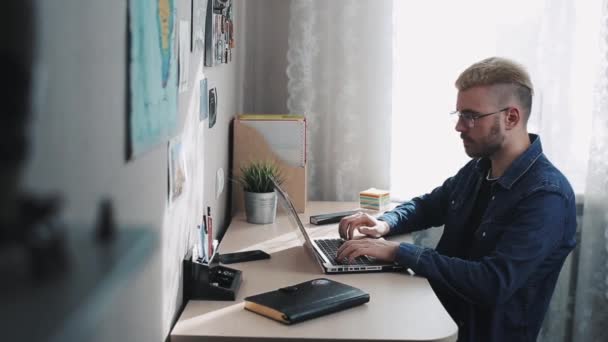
left=157, top=0, right=174, bottom=87
left=129, top=0, right=178, bottom=158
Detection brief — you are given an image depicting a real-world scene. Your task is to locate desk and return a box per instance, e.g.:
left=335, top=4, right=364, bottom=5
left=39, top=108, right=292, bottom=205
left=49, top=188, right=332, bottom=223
left=171, top=202, right=457, bottom=342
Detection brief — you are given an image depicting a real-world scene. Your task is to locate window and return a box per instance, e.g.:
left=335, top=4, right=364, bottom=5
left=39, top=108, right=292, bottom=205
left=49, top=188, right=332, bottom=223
left=391, top=0, right=601, bottom=200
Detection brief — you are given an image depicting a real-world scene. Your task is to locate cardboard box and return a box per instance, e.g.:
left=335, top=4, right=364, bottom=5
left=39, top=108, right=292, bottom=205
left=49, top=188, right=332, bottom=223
left=232, top=115, right=307, bottom=213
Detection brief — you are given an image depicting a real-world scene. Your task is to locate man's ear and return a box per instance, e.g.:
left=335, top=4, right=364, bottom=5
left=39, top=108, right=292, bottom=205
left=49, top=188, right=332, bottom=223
left=504, top=107, right=520, bottom=130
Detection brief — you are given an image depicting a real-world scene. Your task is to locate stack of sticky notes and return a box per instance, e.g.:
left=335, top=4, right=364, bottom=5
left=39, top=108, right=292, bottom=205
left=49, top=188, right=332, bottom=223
left=359, top=188, right=390, bottom=211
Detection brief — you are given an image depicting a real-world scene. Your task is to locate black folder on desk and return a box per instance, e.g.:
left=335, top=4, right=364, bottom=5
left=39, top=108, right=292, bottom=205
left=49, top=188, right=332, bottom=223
left=309, top=210, right=359, bottom=225
left=244, top=278, right=370, bottom=324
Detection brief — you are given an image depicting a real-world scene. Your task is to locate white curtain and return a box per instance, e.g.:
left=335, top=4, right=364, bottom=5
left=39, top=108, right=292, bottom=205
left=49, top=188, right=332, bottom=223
left=571, top=2, right=608, bottom=341
left=390, top=1, right=607, bottom=341
left=286, top=0, right=393, bottom=201
left=286, top=0, right=608, bottom=340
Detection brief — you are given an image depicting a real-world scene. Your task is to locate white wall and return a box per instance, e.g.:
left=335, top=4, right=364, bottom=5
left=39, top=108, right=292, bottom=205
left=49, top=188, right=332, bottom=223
left=23, top=0, right=246, bottom=339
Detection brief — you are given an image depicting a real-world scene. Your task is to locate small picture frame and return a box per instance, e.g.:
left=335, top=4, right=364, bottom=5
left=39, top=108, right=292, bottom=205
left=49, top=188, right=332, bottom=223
left=209, top=87, right=217, bottom=128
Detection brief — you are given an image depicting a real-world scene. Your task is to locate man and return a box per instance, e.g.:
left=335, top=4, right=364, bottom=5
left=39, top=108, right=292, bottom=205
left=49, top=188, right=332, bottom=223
left=336, top=57, right=576, bottom=342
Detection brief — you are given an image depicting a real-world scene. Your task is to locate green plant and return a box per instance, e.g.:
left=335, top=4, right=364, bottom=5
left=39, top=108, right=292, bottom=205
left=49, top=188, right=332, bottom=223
left=236, top=161, right=284, bottom=193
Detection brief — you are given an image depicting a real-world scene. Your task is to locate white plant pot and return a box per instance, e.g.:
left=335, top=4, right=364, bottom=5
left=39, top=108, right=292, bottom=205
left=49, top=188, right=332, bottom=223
left=244, top=191, right=277, bottom=224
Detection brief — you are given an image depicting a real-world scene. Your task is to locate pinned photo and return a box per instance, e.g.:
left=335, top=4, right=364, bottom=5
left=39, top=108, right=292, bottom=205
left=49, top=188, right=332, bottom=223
left=168, top=137, right=187, bottom=203
left=209, top=87, right=217, bottom=128
left=178, top=20, right=190, bottom=93
left=191, top=0, right=207, bottom=52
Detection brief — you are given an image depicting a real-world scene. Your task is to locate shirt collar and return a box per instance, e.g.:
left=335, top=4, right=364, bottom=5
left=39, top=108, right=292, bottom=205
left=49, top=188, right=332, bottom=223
left=474, top=134, right=543, bottom=189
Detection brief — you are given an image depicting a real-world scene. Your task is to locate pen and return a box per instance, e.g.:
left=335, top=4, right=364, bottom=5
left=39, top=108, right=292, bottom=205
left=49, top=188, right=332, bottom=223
left=197, top=225, right=205, bottom=261
left=203, top=214, right=208, bottom=262
left=207, top=207, right=213, bottom=260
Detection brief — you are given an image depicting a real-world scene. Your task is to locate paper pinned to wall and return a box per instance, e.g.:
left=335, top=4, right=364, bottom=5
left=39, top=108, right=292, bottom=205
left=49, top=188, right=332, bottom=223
left=178, top=20, right=190, bottom=93
left=168, top=136, right=187, bottom=204
left=191, top=0, right=207, bottom=52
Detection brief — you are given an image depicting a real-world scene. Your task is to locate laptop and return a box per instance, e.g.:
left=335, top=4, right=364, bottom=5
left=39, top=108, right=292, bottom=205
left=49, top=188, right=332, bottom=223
left=271, top=178, right=403, bottom=274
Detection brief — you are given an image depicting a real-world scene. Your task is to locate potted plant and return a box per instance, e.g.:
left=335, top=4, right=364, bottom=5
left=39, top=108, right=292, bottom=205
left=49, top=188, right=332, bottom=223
left=236, top=161, right=284, bottom=224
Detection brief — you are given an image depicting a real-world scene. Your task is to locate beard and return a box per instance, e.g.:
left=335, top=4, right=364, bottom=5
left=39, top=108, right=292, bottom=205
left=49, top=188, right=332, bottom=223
left=462, top=117, right=504, bottom=158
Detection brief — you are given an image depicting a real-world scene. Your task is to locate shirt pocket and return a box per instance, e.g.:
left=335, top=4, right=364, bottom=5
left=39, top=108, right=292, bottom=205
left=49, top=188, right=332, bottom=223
left=471, top=219, right=505, bottom=257
left=446, top=197, right=464, bottom=225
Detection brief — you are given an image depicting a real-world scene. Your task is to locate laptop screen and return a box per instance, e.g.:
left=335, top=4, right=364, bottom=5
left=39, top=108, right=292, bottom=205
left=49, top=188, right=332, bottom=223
left=271, top=178, right=313, bottom=246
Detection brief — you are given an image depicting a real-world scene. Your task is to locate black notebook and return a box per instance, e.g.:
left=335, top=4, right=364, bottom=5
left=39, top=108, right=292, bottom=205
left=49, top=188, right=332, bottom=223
left=244, top=278, right=370, bottom=324
left=309, top=210, right=359, bottom=225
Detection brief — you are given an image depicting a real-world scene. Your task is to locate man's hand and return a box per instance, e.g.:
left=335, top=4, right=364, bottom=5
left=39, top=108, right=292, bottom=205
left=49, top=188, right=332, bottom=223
left=336, top=238, right=400, bottom=263
left=338, top=212, right=390, bottom=240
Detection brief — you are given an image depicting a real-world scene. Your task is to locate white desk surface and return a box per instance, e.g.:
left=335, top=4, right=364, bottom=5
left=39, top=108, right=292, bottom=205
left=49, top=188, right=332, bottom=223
left=171, top=201, right=457, bottom=342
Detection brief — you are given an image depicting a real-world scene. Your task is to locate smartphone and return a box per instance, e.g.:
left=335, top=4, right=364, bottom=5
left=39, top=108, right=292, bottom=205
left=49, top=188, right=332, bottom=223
left=219, top=250, right=270, bottom=264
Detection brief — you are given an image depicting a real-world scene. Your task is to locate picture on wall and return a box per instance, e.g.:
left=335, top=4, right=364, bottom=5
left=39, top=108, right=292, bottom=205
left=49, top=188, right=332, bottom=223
left=191, top=0, right=208, bottom=52
left=178, top=19, right=190, bottom=93
left=168, top=137, right=187, bottom=203
left=208, top=87, right=217, bottom=128
left=204, top=0, right=235, bottom=67
left=128, top=0, right=178, bottom=159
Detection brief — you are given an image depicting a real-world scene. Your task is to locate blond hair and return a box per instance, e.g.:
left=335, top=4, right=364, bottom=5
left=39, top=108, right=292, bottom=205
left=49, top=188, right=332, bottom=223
left=456, top=57, right=534, bottom=120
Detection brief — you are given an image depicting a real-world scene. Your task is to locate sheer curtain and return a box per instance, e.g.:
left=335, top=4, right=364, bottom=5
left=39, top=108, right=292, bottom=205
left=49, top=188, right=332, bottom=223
left=571, top=2, right=608, bottom=340
left=287, top=0, right=608, bottom=340
left=286, top=0, right=393, bottom=201
left=390, top=1, right=606, bottom=341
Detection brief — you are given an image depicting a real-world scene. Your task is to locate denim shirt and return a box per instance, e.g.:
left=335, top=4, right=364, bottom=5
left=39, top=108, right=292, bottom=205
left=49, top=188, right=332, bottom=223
left=379, top=134, right=576, bottom=342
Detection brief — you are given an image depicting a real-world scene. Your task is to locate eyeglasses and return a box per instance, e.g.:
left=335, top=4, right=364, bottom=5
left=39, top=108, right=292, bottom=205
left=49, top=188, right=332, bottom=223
left=450, top=107, right=510, bottom=128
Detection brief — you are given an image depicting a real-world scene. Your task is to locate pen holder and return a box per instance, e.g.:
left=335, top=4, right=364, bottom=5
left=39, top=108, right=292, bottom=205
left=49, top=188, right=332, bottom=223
left=183, top=250, right=242, bottom=301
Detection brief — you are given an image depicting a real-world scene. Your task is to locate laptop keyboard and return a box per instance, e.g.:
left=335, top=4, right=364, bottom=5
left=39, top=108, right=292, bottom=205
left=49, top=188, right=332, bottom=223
left=315, top=238, right=376, bottom=266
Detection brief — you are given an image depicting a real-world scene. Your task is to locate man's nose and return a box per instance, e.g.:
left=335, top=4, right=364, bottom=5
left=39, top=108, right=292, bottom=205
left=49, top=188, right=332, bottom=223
left=455, top=117, right=468, bottom=132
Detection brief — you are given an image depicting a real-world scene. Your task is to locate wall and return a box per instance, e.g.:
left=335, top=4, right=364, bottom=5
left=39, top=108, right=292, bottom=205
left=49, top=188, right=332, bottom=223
left=23, top=0, right=246, bottom=339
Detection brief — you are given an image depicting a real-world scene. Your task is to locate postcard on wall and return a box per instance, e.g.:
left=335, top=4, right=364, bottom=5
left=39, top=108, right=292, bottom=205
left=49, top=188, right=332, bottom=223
left=199, top=78, right=209, bottom=121
left=208, top=87, right=217, bottom=128
left=178, top=20, right=190, bottom=93
left=191, top=0, right=207, bottom=52
left=204, top=0, right=234, bottom=67
left=168, top=136, right=187, bottom=203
